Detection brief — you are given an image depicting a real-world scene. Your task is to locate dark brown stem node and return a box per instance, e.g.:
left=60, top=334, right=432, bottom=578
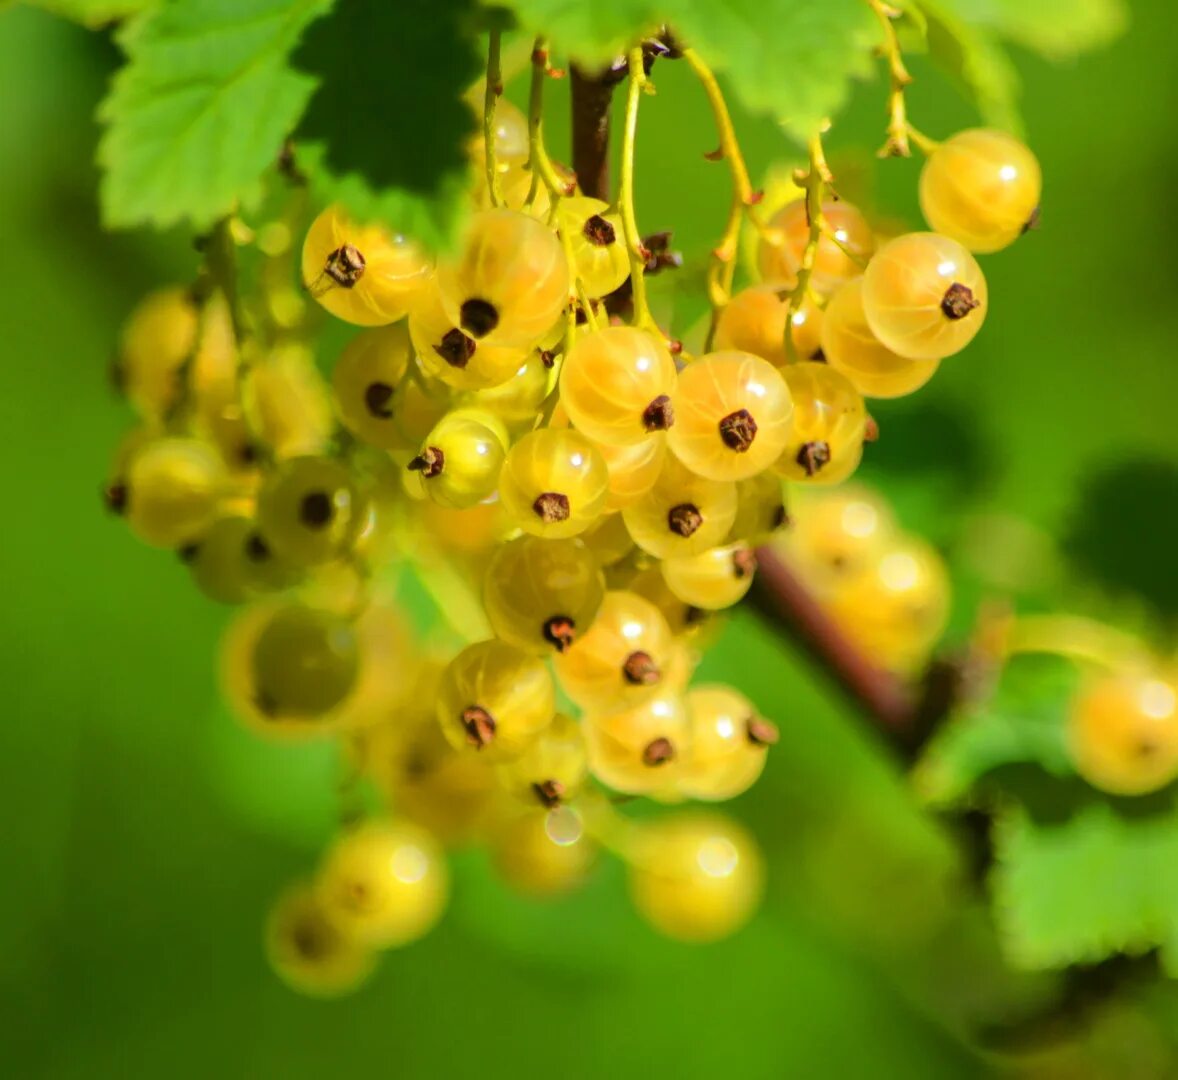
left=941, top=282, right=979, bottom=320
left=732, top=546, right=758, bottom=579
left=796, top=440, right=832, bottom=476
left=324, top=244, right=365, bottom=288
left=533, top=492, right=571, bottom=523
left=542, top=615, right=577, bottom=652
left=364, top=381, right=394, bottom=418
left=667, top=503, right=703, bottom=537
left=460, top=706, right=496, bottom=749
left=623, top=650, right=661, bottom=685
left=532, top=779, right=565, bottom=808
left=719, top=408, right=758, bottom=451
left=642, top=394, right=674, bottom=431
left=583, top=214, right=616, bottom=246
left=408, top=446, right=445, bottom=479
left=434, top=328, right=476, bottom=369
left=747, top=717, right=780, bottom=746
left=642, top=737, right=675, bottom=767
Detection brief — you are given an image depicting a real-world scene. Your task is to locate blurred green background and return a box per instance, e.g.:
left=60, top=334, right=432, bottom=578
left=2, top=2, right=1176, bottom=1076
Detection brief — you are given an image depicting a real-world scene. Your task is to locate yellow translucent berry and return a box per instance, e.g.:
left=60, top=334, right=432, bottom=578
left=679, top=685, right=777, bottom=800
left=861, top=233, right=988, bottom=360
left=597, top=434, right=667, bottom=512
left=498, top=428, right=609, bottom=539
left=821, top=278, right=942, bottom=399
left=554, top=589, right=675, bottom=713
left=661, top=542, right=757, bottom=611
left=495, top=713, right=589, bottom=808
left=120, top=436, right=226, bottom=549
left=409, top=407, right=509, bottom=510
left=919, top=128, right=1041, bottom=254
left=316, top=819, right=449, bottom=948
left=436, top=639, right=556, bottom=761
left=437, top=209, right=570, bottom=349
left=728, top=472, right=788, bottom=545
left=622, top=451, right=738, bottom=558
left=558, top=196, right=631, bottom=299
left=776, top=484, right=897, bottom=593
left=773, top=362, right=867, bottom=485
left=188, top=514, right=298, bottom=604
left=390, top=358, right=453, bottom=446
left=332, top=323, right=414, bottom=449
left=624, top=565, right=712, bottom=638
left=758, top=198, right=874, bottom=297
left=251, top=604, right=360, bottom=721
left=1068, top=674, right=1178, bottom=796
left=255, top=455, right=370, bottom=567
left=714, top=284, right=824, bottom=367
left=331, top=601, right=419, bottom=730
left=580, top=510, right=636, bottom=567
left=116, top=286, right=199, bottom=420
left=460, top=351, right=551, bottom=436
left=410, top=278, right=529, bottom=390
left=491, top=808, right=597, bottom=896
left=265, top=883, right=375, bottom=997
left=189, top=292, right=253, bottom=469
left=627, top=812, right=764, bottom=942
left=483, top=535, right=606, bottom=654
left=361, top=688, right=500, bottom=845
left=824, top=536, right=951, bottom=673
left=302, top=205, right=432, bottom=326
left=467, top=97, right=530, bottom=167
left=560, top=326, right=678, bottom=446
left=668, top=351, right=793, bottom=481
left=241, top=345, right=335, bottom=459
left=584, top=691, right=689, bottom=798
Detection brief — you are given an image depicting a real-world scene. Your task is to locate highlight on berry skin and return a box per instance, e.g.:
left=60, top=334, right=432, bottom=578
left=919, top=129, right=1042, bottom=254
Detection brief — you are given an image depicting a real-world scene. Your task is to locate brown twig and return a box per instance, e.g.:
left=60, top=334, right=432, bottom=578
left=570, top=64, right=618, bottom=200
left=751, top=548, right=916, bottom=733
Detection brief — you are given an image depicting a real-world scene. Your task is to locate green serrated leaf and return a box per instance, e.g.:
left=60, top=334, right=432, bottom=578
left=917, top=0, right=1023, bottom=132
left=502, top=0, right=881, bottom=138
left=291, top=0, right=481, bottom=252
left=942, top=0, right=1128, bottom=60
left=18, top=0, right=150, bottom=24
left=992, top=798, right=1178, bottom=970
left=914, top=658, right=1078, bottom=806
left=97, top=0, right=333, bottom=231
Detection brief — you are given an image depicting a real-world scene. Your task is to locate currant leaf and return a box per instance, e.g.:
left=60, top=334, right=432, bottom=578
left=914, top=658, right=1078, bottom=807
left=936, top=0, right=1128, bottom=61
left=98, top=0, right=333, bottom=231
left=500, top=0, right=880, bottom=139
left=17, top=0, right=150, bottom=24
left=917, top=0, right=1024, bottom=132
left=992, top=797, right=1178, bottom=970
left=291, top=0, right=483, bottom=252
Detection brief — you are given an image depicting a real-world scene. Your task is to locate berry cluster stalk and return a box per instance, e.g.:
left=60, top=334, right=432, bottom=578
left=567, top=68, right=931, bottom=743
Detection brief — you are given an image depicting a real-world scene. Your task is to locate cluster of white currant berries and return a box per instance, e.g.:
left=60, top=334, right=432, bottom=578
left=102, top=48, right=1046, bottom=992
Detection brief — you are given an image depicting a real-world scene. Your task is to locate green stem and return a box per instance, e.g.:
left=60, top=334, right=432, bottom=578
left=483, top=29, right=504, bottom=207
left=617, top=48, right=654, bottom=331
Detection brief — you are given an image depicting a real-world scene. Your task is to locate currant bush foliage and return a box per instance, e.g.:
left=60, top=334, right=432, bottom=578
left=98, top=0, right=333, bottom=230
left=94, top=0, right=1124, bottom=243
left=291, top=0, right=485, bottom=250
left=919, top=658, right=1178, bottom=971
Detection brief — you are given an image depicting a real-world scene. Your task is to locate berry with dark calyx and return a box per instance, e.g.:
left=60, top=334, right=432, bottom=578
left=436, top=640, right=555, bottom=762
left=668, top=351, right=793, bottom=481
left=499, top=429, right=609, bottom=539
left=861, top=232, right=988, bottom=360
